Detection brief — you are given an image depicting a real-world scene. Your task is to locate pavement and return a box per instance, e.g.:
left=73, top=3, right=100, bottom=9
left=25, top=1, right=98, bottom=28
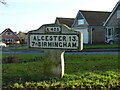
left=1, top=48, right=120, bottom=55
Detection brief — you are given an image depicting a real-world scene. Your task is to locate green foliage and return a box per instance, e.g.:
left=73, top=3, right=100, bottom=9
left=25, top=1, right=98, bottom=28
left=84, top=44, right=119, bottom=49
left=2, top=56, right=19, bottom=64
left=2, top=54, right=120, bottom=89
left=2, top=71, right=120, bottom=89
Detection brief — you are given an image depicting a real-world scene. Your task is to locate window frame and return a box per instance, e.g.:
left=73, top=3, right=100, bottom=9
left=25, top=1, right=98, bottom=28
left=78, top=19, right=84, bottom=25
left=6, top=32, right=13, bottom=35
left=117, top=10, right=120, bottom=18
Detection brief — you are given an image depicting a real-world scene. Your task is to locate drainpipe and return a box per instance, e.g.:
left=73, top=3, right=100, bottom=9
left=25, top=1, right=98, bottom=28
left=90, top=27, right=92, bottom=44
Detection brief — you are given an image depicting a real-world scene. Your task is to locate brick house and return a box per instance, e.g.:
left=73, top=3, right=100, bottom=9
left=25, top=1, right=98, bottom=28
left=71, top=10, right=110, bottom=44
left=103, top=0, right=120, bottom=44
left=0, top=28, right=20, bottom=44
left=18, top=31, right=28, bottom=44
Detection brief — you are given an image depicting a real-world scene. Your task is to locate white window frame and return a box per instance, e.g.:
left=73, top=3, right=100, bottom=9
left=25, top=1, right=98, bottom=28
left=78, top=19, right=84, bottom=25
left=117, top=10, right=120, bottom=18
left=6, top=32, right=13, bottom=35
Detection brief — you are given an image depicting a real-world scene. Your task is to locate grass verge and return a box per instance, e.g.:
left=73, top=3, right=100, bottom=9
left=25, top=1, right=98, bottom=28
left=4, top=44, right=120, bottom=50
left=2, top=54, right=120, bottom=89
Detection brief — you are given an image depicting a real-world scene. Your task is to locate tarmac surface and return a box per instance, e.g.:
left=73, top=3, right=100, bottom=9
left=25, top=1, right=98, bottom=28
left=2, top=48, right=120, bottom=55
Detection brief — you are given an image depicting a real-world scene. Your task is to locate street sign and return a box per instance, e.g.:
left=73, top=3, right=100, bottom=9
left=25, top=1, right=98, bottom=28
left=28, top=24, right=83, bottom=51
left=29, top=34, right=80, bottom=50
left=28, top=24, right=83, bottom=79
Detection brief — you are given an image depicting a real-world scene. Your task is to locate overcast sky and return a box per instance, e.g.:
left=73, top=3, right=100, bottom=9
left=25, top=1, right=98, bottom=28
left=0, top=0, right=119, bottom=33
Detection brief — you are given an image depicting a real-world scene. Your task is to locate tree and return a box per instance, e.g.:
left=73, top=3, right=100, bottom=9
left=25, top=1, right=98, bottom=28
left=0, top=0, right=6, bottom=5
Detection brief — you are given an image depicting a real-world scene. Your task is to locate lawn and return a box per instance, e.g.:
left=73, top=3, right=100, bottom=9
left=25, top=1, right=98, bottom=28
left=84, top=44, right=119, bottom=49
left=2, top=54, right=120, bottom=89
left=4, top=44, right=120, bottom=50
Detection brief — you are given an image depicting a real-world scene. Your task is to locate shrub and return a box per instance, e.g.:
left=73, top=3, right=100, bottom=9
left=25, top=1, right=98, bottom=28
left=2, top=56, right=19, bottom=64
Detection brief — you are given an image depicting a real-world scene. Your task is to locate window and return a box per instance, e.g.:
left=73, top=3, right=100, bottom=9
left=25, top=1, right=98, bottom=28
left=2, top=39, right=5, bottom=41
left=6, top=32, right=13, bottom=35
left=115, top=28, right=120, bottom=34
left=78, top=19, right=84, bottom=25
left=6, top=39, right=13, bottom=42
left=108, top=29, right=112, bottom=35
left=117, top=10, right=120, bottom=18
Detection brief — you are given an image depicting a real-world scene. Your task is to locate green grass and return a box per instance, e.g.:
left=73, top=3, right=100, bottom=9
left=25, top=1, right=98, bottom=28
left=84, top=44, right=119, bottom=49
left=65, top=55, right=119, bottom=73
left=2, top=54, right=43, bottom=60
left=5, top=45, right=29, bottom=50
left=2, top=54, right=120, bottom=89
left=4, top=44, right=119, bottom=50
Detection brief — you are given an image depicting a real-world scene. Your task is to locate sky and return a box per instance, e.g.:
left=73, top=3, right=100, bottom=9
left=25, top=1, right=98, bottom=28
left=0, top=0, right=119, bottom=33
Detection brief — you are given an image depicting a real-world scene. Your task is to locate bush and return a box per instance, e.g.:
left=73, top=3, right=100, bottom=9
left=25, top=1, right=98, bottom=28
left=2, top=56, right=42, bottom=64
left=2, top=56, right=19, bottom=64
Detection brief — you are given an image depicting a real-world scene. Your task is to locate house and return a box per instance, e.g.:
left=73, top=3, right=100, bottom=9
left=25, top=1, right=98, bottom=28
left=55, top=17, right=75, bottom=27
left=0, top=28, right=20, bottom=44
left=18, top=31, right=28, bottom=44
left=103, top=0, right=120, bottom=44
left=71, top=10, right=111, bottom=44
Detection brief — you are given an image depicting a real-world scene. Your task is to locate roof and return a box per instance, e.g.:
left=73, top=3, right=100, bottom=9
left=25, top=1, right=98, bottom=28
left=0, top=28, right=20, bottom=39
left=80, top=10, right=111, bottom=26
left=103, top=0, right=120, bottom=26
left=55, top=17, right=75, bottom=27
left=72, top=10, right=111, bottom=27
left=0, top=28, right=11, bottom=35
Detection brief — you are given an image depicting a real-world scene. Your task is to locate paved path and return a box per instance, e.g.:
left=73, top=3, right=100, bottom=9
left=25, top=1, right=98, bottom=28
left=2, top=49, right=120, bottom=55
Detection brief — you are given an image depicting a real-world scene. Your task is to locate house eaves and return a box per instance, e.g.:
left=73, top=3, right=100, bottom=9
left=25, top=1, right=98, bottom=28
left=0, top=28, right=20, bottom=39
left=72, top=10, right=110, bottom=27
left=80, top=10, right=110, bottom=26
left=71, top=10, right=89, bottom=28
left=103, top=0, right=120, bottom=26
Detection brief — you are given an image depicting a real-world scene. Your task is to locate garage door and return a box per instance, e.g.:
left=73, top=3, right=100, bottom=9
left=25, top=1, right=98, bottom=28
left=77, top=29, right=88, bottom=44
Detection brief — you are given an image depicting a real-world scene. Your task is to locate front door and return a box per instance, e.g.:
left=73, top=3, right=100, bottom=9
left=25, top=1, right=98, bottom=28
left=105, top=28, right=114, bottom=42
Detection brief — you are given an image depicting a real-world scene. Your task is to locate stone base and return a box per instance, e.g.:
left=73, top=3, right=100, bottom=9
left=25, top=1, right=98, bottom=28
left=43, top=50, right=65, bottom=79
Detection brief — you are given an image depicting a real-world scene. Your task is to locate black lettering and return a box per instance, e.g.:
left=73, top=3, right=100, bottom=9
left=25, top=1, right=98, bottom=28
left=53, top=36, right=57, bottom=41
left=38, top=42, right=41, bottom=47
left=49, top=36, right=53, bottom=41
left=32, top=42, right=35, bottom=46
left=54, top=28, right=56, bottom=31
left=63, top=36, right=66, bottom=41
left=48, top=42, right=52, bottom=47
left=33, top=36, right=36, bottom=41
left=37, top=36, right=40, bottom=41
left=54, top=42, right=58, bottom=47
left=42, top=42, right=44, bottom=46
left=72, top=42, right=77, bottom=47
left=35, top=42, right=38, bottom=46
left=59, top=42, right=62, bottom=47
left=51, top=28, right=53, bottom=31
left=45, top=36, right=49, bottom=41
left=44, top=42, right=47, bottom=47
left=63, top=42, right=67, bottom=47
left=72, top=36, right=77, bottom=41
left=41, top=36, right=44, bottom=41
left=68, top=42, right=71, bottom=47
left=58, top=36, right=62, bottom=41
left=69, top=36, right=72, bottom=41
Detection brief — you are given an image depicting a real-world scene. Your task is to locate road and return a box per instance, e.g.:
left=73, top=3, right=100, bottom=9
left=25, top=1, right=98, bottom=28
left=2, top=48, right=120, bottom=55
